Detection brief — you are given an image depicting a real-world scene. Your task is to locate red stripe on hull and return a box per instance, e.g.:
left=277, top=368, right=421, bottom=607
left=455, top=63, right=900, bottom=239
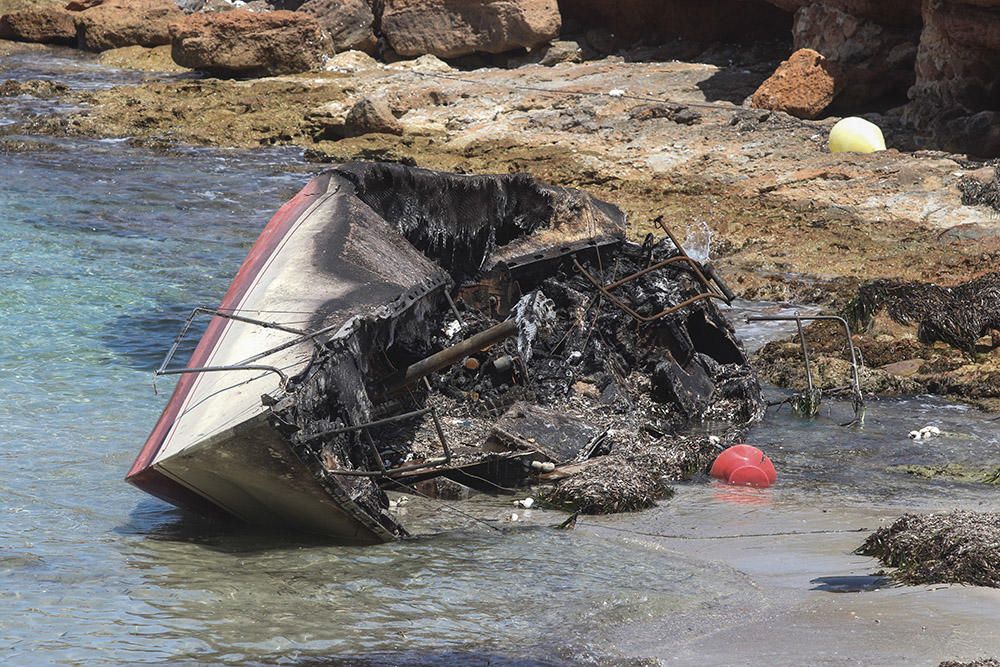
left=126, top=176, right=326, bottom=501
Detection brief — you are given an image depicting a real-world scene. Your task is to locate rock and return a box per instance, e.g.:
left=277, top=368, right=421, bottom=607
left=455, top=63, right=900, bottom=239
left=76, top=0, right=183, bottom=51
left=297, top=0, right=376, bottom=54
left=507, top=39, right=583, bottom=66
left=344, top=97, right=403, bottom=137
left=0, top=8, right=77, bottom=44
left=879, top=358, right=925, bottom=376
left=629, top=103, right=702, bottom=125
left=65, top=0, right=102, bottom=10
left=98, top=44, right=189, bottom=72
left=0, top=78, right=68, bottom=97
left=751, top=48, right=839, bottom=119
left=389, top=53, right=453, bottom=73
left=169, top=10, right=332, bottom=77
left=903, top=0, right=1000, bottom=156
left=323, top=49, right=379, bottom=73
left=792, top=2, right=918, bottom=108
left=381, top=0, right=561, bottom=58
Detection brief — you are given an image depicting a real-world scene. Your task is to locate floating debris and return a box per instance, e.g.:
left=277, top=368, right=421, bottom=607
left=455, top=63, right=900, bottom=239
left=908, top=425, right=941, bottom=440
left=856, top=511, right=1000, bottom=587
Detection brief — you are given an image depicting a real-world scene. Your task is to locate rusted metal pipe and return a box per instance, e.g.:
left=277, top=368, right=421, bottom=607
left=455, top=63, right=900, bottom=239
left=390, top=319, right=518, bottom=391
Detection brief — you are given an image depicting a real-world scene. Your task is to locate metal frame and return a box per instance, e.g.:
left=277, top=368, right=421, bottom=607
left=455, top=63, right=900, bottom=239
left=570, top=218, right=735, bottom=324
left=153, top=276, right=452, bottom=393
left=303, top=407, right=453, bottom=478
left=746, top=314, right=865, bottom=425
left=153, top=307, right=319, bottom=393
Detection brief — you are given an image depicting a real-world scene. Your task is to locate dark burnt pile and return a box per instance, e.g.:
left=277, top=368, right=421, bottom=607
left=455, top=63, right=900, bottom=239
left=272, top=162, right=762, bottom=532
left=846, top=272, right=1000, bottom=354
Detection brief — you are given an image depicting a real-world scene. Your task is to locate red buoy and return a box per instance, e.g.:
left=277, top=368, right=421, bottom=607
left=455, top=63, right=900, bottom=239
left=710, top=444, right=776, bottom=488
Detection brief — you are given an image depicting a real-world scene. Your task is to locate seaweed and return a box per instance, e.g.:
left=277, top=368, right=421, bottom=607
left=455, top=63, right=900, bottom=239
left=958, top=168, right=1000, bottom=213
left=845, top=273, right=1000, bottom=354
left=856, top=511, right=1000, bottom=588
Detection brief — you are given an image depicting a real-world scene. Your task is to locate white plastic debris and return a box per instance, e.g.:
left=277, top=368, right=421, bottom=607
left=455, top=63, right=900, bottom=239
left=443, top=319, right=462, bottom=337
left=908, top=431, right=921, bottom=439
left=708, top=435, right=722, bottom=446
left=508, top=512, right=519, bottom=522
left=514, top=497, right=534, bottom=509
left=919, top=426, right=941, bottom=438
left=608, top=89, right=626, bottom=98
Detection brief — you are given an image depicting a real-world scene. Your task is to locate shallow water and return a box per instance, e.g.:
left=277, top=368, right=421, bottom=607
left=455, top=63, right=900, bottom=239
left=2, top=48, right=1000, bottom=666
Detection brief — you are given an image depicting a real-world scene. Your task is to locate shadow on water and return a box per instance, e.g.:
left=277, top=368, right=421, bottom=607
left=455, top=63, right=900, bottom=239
left=103, top=305, right=205, bottom=371
left=809, top=575, right=894, bottom=593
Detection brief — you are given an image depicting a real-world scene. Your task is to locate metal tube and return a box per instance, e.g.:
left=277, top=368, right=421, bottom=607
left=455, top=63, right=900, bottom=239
left=574, top=258, right=727, bottom=323
left=391, top=319, right=518, bottom=390
left=795, top=314, right=814, bottom=396
left=155, top=364, right=289, bottom=386
left=746, top=314, right=865, bottom=421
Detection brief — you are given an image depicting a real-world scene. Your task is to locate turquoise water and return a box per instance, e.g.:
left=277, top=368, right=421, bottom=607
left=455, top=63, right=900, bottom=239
left=2, top=47, right=1000, bottom=667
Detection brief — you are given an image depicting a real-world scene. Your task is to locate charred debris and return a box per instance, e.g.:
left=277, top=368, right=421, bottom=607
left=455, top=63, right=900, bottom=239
left=265, top=162, right=763, bottom=538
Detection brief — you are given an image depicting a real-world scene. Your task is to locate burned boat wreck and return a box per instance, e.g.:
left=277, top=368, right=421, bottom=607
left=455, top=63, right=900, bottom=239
left=128, top=162, right=763, bottom=544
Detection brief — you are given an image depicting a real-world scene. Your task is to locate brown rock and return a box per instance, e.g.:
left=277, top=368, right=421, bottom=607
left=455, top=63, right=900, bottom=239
left=298, top=0, right=376, bottom=54
left=65, top=0, right=102, bottom=10
left=381, top=0, right=561, bottom=58
left=344, top=97, right=404, bottom=137
left=0, top=8, right=77, bottom=44
left=76, top=0, right=183, bottom=51
left=169, top=10, right=333, bottom=77
left=904, top=0, right=1000, bottom=156
left=0, top=78, right=68, bottom=97
left=792, top=3, right=918, bottom=108
left=751, top=48, right=839, bottom=119
left=879, top=358, right=925, bottom=377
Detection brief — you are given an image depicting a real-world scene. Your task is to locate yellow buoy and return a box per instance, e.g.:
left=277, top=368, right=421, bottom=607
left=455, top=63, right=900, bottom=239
left=829, top=116, right=886, bottom=154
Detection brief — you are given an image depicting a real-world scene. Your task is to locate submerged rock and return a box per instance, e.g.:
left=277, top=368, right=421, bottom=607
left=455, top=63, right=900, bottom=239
left=0, top=77, right=67, bottom=97
left=169, top=9, right=332, bottom=76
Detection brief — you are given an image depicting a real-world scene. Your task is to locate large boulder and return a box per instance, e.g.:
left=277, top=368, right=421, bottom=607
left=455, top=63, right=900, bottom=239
left=751, top=47, right=839, bottom=119
left=0, top=8, right=77, bottom=44
left=76, top=0, right=184, bottom=51
left=903, top=0, right=1000, bottom=155
left=297, top=0, right=376, bottom=54
left=169, top=10, right=333, bottom=77
left=792, top=2, right=919, bottom=108
left=381, top=0, right=561, bottom=58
